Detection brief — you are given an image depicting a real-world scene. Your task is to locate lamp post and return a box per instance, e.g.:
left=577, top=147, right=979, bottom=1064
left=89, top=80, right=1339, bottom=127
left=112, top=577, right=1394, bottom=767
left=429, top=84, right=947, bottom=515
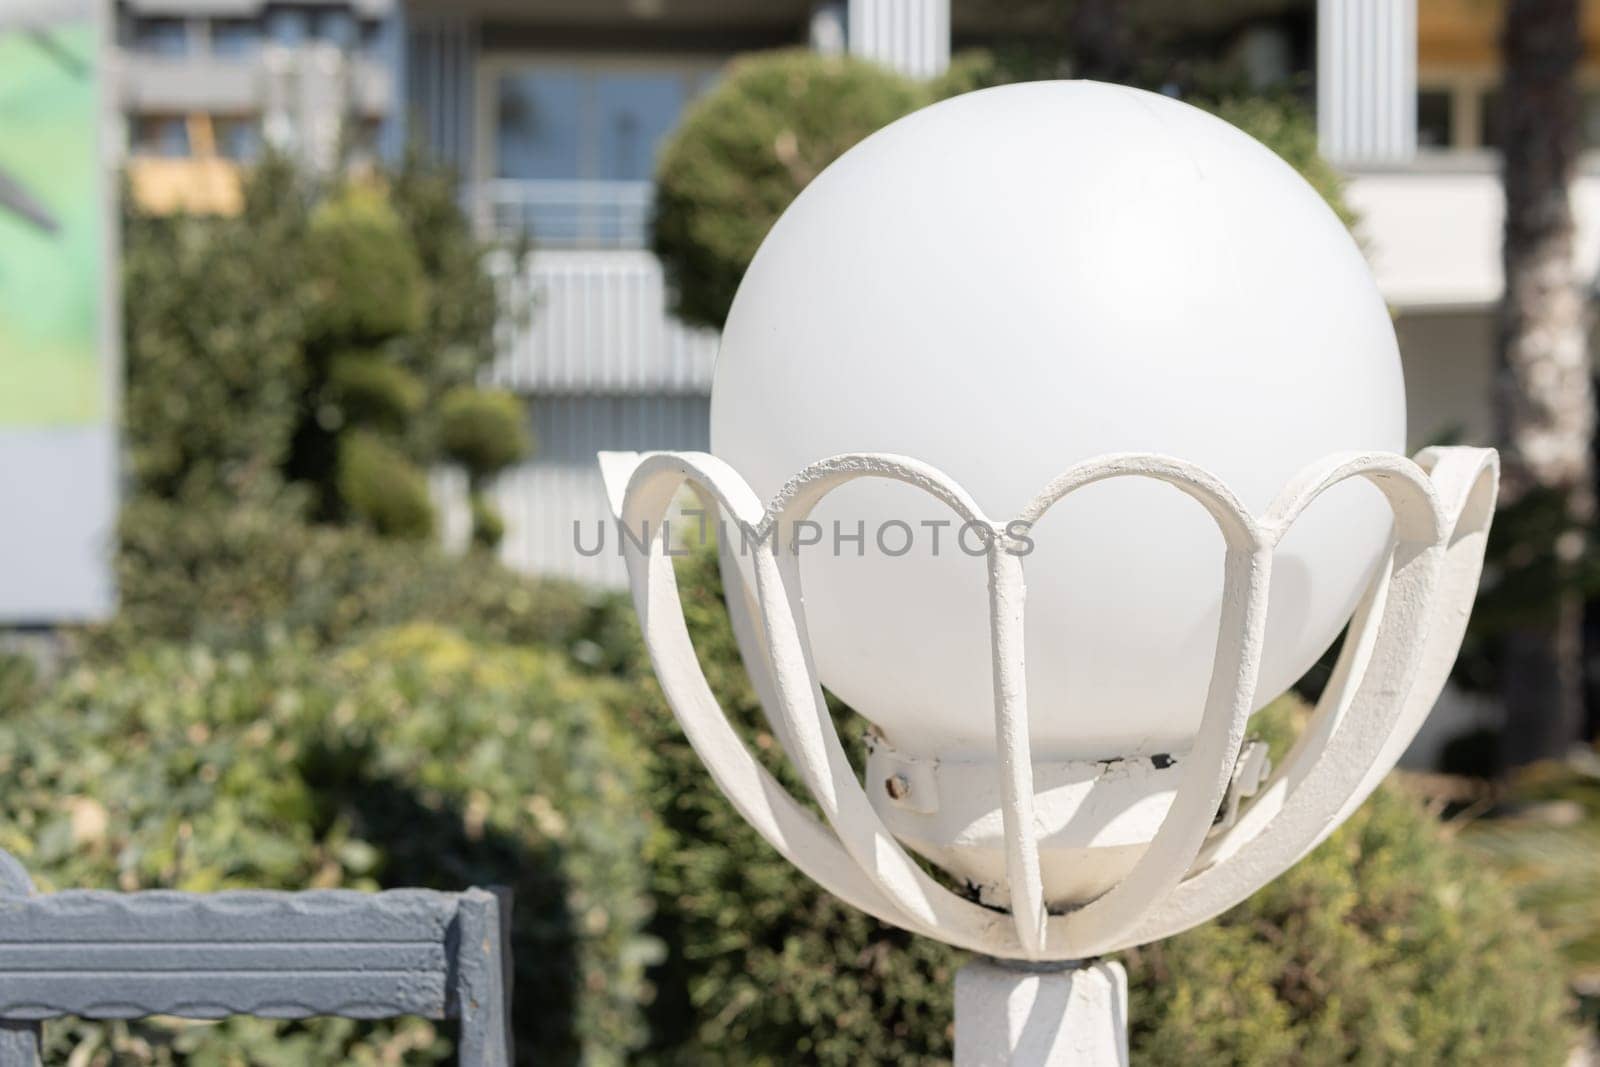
left=599, top=81, right=1498, bottom=1066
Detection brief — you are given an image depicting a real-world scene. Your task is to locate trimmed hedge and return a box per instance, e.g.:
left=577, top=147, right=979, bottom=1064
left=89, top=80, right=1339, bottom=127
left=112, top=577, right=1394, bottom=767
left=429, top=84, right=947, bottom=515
left=622, top=548, right=1575, bottom=1065
left=1, top=625, right=657, bottom=1065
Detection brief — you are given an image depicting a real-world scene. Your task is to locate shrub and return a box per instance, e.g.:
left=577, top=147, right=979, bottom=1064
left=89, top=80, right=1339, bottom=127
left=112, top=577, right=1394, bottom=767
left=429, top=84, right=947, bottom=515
left=106, top=496, right=611, bottom=656
left=338, top=431, right=436, bottom=540
left=123, top=155, right=515, bottom=542
left=0, top=625, right=657, bottom=1065
left=1201, top=94, right=1354, bottom=229
left=303, top=186, right=427, bottom=345
left=439, top=386, right=534, bottom=479
left=652, top=50, right=926, bottom=329
left=623, top=547, right=1574, bottom=1065
left=122, top=204, right=305, bottom=505
left=326, top=350, right=427, bottom=431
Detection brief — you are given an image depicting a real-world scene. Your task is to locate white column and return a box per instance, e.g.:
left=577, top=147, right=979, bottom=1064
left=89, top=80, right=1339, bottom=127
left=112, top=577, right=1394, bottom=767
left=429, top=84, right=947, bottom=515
left=846, top=0, right=950, bottom=80
left=953, top=959, right=1129, bottom=1067
left=1317, top=0, right=1418, bottom=167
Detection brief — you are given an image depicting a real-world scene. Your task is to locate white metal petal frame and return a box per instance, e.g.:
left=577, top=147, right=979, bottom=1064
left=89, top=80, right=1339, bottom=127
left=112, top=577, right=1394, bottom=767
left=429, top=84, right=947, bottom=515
left=600, top=446, right=1498, bottom=962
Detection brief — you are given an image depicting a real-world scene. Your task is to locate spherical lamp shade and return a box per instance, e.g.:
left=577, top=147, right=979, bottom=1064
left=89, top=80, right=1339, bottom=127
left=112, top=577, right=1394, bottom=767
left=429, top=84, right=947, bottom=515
left=710, top=81, right=1405, bottom=763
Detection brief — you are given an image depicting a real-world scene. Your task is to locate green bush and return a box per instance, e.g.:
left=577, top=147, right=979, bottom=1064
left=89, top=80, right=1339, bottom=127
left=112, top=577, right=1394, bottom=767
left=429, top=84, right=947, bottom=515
left=326, top=350, right=427, bottom=431
left=0, top=625, right=657, bottom=1065
left=122, top=201, right=305, bottom=505
left=439, top=387, right=534, bottom=479
left=652, top=49, right=926, bottom=329
left=471, top=492, right=508, bottom=550
left=107, top=496, right=609, bottom=656
left=622, top=547, right=1574, bottom=1064
left=123, top=155, right=514, bottom=541
left=338, top=431, right=436, bottom=540
left=303, top=186, right=427, bottom=345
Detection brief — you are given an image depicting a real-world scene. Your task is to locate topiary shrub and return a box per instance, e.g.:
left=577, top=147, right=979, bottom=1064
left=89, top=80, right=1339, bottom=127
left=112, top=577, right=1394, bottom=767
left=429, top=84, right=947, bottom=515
left=652, top=49, right=926, bottom=329
left=622, top=546, right=1575, bottom=1065
left=303, top=186, right=427, bottom=345
left=0, top=625, right=657, bottom=1065
left=326, top=350, right=427, bottom=431
left=338, top=430, right=436, bottom=540
left=439, top=387, right=533, bottom=477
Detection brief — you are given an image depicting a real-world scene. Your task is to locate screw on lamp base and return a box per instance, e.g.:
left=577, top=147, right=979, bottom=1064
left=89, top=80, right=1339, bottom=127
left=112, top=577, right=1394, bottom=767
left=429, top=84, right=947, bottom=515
left=954, top=957, right=1129, bottom=1067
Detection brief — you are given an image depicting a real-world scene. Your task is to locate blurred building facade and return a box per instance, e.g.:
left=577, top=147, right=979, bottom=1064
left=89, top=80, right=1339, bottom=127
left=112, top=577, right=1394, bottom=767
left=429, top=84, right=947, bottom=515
left=109, top=0, right=1600, bottom=591
left=117, top=0, right=401, bottom=213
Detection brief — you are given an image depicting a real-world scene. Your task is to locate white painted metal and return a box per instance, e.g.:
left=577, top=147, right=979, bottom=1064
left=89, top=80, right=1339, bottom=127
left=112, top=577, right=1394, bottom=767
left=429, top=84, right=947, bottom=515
left=1317, top=0, right=1417, bottom=166
left=847, top=0, right=949, bottom=79
left=954, top=959, right=1128, bottom=1067
left=600, top=446, right=1497, bottom=963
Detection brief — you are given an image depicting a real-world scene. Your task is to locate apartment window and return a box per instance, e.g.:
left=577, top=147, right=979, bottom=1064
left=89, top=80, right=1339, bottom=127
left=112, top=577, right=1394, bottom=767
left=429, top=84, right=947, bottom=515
left=211, top=18, right=263, bottom=57
left=358, top=18, right=387, bottom=59
left=215, top=117, right=263, bottom=161
left=131, top=115, right=191, bottom=158
left=1416, top=89, right=1453, bottom=149
left=131, top=17, right=189, bottom=57
left=494, top=62, right=716, bottom=183
left=266, top=9, right=308, bottom=46
left=310, top=9, right=356, bottom=49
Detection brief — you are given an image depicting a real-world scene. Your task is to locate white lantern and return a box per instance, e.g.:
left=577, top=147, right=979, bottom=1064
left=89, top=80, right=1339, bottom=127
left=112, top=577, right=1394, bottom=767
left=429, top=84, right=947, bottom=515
left=713, top=81, right=1404, bottom=764
left=601, top=80, right=1497, bottom=1067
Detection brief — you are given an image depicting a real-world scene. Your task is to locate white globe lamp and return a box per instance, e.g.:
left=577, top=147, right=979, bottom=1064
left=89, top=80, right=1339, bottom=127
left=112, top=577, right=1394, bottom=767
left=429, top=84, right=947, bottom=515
left=600, top=81, right=1499, bottom=1067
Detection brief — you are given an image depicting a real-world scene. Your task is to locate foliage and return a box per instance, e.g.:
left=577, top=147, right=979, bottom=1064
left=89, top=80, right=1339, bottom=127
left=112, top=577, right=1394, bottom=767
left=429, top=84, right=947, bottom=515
left=1463, top=753, right=1600, bottom=1000
left=622, top=547, right=1573, bottom=1065
left=1125, top=782, right=1573, bottom=1065
left=325, top=350, right=426, bottom=431
left=0, top=626, right=657, bottom=1065
left=303, top=186, right=426, bottom=344
left=106, top=496, right=612, bottom=657
left=123, top=154, right=524, bottom=542
left=337, top=430, right=436, bottom=540
left=439, top=387, right=534, bottom=480
left=652, top=49, right=926, bottom=329
left=652, top=51, right=1353, bottom=331
left=122, top=187, right=304, bottom=506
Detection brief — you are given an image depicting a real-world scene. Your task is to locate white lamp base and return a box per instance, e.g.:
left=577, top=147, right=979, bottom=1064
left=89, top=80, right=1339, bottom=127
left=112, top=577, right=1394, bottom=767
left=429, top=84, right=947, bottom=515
left=954, top=957, right=1129, bottom=1067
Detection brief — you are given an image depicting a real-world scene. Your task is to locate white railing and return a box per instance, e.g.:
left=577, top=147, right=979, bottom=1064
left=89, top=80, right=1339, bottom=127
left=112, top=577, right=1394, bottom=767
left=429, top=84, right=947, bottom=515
left=476, top=179, right=654, bottom=248
left=486, top=248, right=718, bottom=394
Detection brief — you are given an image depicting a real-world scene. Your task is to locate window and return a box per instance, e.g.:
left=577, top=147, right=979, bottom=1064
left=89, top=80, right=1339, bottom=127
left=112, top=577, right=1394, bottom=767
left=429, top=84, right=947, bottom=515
left=1416, top=89, right=1452, bottom=149
left=494, top=62, right=716, bottom=183
left=132, top=17, right=189, bottom=57
left=132, top=115, right=191, bottom=158
left=310, top=9, right=356, bottom=49
left=358, top=19, right=387, bottom=59
left=211, top=18, right=263, bottom=58
left=215, top=117, right=262, bottom=162
left=1479, top=87, right=1503, bottom=150
left=266, top=9, right=308, bottom=47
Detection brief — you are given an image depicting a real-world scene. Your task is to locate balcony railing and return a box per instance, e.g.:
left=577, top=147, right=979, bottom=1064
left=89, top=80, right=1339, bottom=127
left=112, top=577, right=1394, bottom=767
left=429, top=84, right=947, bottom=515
left=475, top=179, right=654, bottom=249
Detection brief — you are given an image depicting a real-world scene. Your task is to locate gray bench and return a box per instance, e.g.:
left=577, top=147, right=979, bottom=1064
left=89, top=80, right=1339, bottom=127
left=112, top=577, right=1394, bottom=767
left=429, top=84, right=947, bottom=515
left=0, top=850, right=512, bottom=1066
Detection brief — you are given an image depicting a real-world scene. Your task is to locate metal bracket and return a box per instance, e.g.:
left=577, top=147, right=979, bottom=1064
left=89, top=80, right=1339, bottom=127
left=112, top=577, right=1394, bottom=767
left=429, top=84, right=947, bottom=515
left=0, top=851, right=512, bottom=1067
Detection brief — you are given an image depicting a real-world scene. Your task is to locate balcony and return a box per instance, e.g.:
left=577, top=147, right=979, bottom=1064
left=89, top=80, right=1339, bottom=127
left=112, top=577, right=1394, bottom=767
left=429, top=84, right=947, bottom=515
left=474, top=179, right=654, bottom=249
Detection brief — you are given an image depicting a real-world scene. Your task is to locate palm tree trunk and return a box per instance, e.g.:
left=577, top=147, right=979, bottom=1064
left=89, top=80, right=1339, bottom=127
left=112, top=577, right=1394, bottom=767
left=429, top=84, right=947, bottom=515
left=1497, top=0, right=1594, bottom=767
